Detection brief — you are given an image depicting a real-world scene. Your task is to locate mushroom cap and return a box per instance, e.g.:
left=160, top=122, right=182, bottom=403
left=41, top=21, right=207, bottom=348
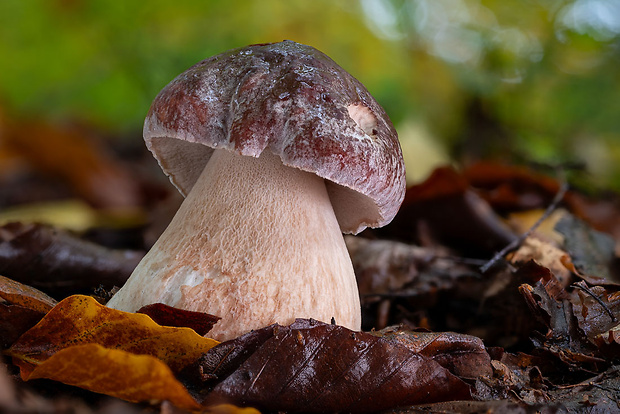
left=144, top=40, right=405, bottom=234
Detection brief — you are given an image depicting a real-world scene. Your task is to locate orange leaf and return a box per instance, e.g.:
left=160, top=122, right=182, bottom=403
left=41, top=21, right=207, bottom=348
left=25, top=343, right=201, bottom=410
left=7, top=295, right=218, bottom=374
left=0, top=275, right=57, bottom=313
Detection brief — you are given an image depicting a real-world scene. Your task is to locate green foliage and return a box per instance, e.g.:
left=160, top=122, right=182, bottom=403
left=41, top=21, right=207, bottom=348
left=0, top=0, right=619, bottom=189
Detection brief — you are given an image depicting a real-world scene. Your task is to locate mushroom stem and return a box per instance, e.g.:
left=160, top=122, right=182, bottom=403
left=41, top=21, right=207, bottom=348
left=107, top=149, right=361, bottom=340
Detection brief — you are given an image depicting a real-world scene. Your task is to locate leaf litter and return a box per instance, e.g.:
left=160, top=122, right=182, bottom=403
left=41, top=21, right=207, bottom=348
left=1, top=157, right=620, bottom=412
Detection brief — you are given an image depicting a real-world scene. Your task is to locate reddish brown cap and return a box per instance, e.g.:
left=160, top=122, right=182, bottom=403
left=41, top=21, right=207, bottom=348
left=144, top=40, right=405, bottom=234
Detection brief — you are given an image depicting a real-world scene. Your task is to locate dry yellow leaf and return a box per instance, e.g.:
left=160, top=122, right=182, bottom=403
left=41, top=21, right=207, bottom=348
left=25, top=343, right=200, bottom=410
left=7, top=295, right=218, bottom=374
left=0, top=275, right=57, bottom=313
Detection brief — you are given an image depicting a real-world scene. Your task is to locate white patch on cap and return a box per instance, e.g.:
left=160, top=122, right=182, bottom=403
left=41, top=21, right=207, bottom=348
left=347, top=104, right=377, bottom=138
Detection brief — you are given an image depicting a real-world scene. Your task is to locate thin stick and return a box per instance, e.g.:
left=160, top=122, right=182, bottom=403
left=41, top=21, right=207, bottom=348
left=480, top=173, right=569, bottom=274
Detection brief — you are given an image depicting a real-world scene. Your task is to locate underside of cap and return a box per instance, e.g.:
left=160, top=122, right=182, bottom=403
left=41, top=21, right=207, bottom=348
left=144, top=40, right=406, bottom=233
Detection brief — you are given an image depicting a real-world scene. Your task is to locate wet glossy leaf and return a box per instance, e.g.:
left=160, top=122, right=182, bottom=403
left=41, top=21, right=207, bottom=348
left=25, top=343, right=201, bottom=410
left=7, top=295, right=219, bottom=376
left=192, top=319, right=473, bottom=413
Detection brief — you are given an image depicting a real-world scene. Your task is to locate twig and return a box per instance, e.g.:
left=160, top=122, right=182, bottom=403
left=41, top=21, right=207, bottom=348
left=480, top=171, right=569, bottom=274
left=572, top=281, right=617, bottom=322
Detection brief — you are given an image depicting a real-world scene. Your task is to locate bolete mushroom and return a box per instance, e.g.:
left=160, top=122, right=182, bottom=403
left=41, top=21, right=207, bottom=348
left=107, top=41, right=406, bottom=340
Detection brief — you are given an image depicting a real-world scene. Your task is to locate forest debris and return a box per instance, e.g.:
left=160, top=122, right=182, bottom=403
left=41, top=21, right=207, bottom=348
left=479, top=172, right=568, bottom=274
left=571, top=284, right=620, bottom=354
left=0, top=222, right=143, bottom=298
left=555, top=214, right=617, bottom=283
left=373, top=327, right=493, bottom=379
left=346, top=236, right=475, bottom=297
left=346, top=235, right=479, bottom=330
left=517, top=262, right=618, bottom=372
left=373, top=167, right=516, bottom=256
left=137, top=303, right=221, bottom=336
left=464, top=161, right=620, bottom=249
left=23, top=344, right=202, bottom=410
left=509, top=236, right=572, bottom=286
left=194, top=319, right=474, bottom=413
left=0, top=276, right=57, bottom=348
left=6, top=295, right=219, bottom=377
left=0, top=275, right=57, bottom=312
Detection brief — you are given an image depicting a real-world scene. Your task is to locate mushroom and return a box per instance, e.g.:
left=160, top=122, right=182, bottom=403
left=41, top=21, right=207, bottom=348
left=107, top=41, right=406, bottom=340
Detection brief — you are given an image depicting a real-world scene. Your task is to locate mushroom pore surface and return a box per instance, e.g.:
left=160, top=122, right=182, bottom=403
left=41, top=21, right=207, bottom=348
left=106, top=149, right=361, bottom=340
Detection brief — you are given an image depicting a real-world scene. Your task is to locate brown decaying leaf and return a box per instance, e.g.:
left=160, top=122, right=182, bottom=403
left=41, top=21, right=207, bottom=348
left=6, top=295, right=219, bottom=377
left=137, top=303, right=221, bottom=336
left=463, top=162, right=562, bottom=213
left=374, top=328, right=493, bottom=379
left=0, top=222, right=143, bottom=298
left=571, top=285, right=620, bottom=358
left=24, top=343, right=201, bottom=410
left=346, top=235, right=480, bottom=330
left=516, top=261, right=619, bottom=370
left=508, top=236, right=572, bottom=287
left=555, top=214, right=618, bottom=284
left=0, top=275, right=57, bottom=313
left=464, top=161, right=620, bottom=248
left=0, top=276, right=57, bottom=349
left=346, top=236, right=475, bottom=297
left=374, top=166, right=516, bottom=256
left=194, top=319, right=474, bottom=413
left=0, top=304, right=46, bottom=349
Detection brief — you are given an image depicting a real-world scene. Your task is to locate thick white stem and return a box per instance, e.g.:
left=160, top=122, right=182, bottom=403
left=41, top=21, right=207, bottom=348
left=107, top=149, right=361, bottom=340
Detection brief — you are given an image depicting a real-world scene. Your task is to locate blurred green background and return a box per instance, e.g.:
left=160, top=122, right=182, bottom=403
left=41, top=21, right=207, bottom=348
left=1, top=0, right=619, bottom=188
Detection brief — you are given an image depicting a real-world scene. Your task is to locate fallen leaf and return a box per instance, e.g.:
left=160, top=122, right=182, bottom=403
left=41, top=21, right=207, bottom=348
left=0, top=303, right=45, bottom=349
left=25, top=343, right=200, bottom=410
left=346, top=236, right=475, bottom=297
left=505, top=208, right=566, bottom=246
left=7, top=295, right=219, bottom=377
left=0, top=222, right=143, bottom=298
left=0, top=276, right=57, bottom=349
left=570, top=285, right=620, bottom=358
left=555, top=214, right=617, bottom=283
left=517, top=262, right=607, bottom=371
left=0, top=275, right=57, bottom=313
left=192, top=319, right=473, bottom=413
left=137, top=303, right=221, bottom=336
left=464, top=162, right=561, bottom=213
left=374, top=328, right=493, bottom=379
left=508, top=236, right=572, bottom=287
left=375, top=166, right=516, bottom=256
